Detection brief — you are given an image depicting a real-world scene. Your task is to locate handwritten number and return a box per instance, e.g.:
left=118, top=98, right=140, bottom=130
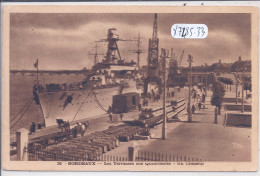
left=189, top=27, right=193, bottom=37
left=197, top=27, right=201, bottom=37
left=201, top=27, right=205, bottom=37
left=172, top=24, right=207, bottom=38
left=178, top=27, right=182, bottom=36
left=172, top=25, right=178, bottom=36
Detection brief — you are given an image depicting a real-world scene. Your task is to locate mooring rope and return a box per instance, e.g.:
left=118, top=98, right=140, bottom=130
left=46, top=94, right=53, bottom=118
left=10, top=96, right=34, bottom=123
left=71, top=88, right=94, bottom=122
left=10, top=98, right=34, bottom=129
left=91, top=91, right=108, bottom=112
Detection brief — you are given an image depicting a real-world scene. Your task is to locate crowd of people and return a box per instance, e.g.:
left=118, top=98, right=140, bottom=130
left=190, top=86, right=207, bottom=114
left=29, top=119, right=89, bottom=139
left=29, top=122, right=45, bottom=134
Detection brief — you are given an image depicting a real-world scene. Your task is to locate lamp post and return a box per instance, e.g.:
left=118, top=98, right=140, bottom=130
left=241, top=64, right=245, bottom=113
left=161, top=48, right=168, bottom=140
left=235, top=72, right=238, bottom=104
left=187, top=55, right=193, bottom=122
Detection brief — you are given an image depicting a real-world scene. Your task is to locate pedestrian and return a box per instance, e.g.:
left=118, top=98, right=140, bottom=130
left=120, top=113, right=123, bottom=121
left=203, top=87, right=206, bottom=93
left=146, top=99, right=149, bottom=106
left=63, top=121, right=70, bottom=133
left=197, top=94, right=201, bottom=102
left=156, top=94, right=159, bottom=102
left=192, top=104, right=196, bottom=114
left=193, top=91, right=197, bottom=102
left=29, top=122, right=36, bottom=134
left=148, top=92, right=151, bottom=100
left=80, top=122, right=88, bottom=137
left=202, top=93, right=206, bottom=102
left=37, top=123, right=43, bottom=129
left=33, top=83, right=37, bottom=92
left=152, top=89, right=155, bottom=100
left=72, top=127, right=77, bottom=138
left=198, top=102, right=202, bottom=111
left=107, top=105, right=112, bottom=114
left=109, top=113, right=112, bottom=122
left=138, top=103, right=141, bottom=111
left=143, top=98, right=146, bottom=106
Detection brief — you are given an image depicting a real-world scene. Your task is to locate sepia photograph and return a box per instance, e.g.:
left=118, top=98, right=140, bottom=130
left=1, top=5, right=258, bottom=171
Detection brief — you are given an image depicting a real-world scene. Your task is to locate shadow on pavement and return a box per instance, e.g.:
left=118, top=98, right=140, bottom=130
left=181, top=121, right=213, bottom=124
left=224, top=125, right=251, bottom=129
left=150, top=137, right=164, bottom=140
left=192, top=112, right=209, bottom=115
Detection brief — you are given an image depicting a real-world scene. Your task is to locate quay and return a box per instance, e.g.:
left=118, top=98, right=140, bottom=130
left=11, top=85, right=251, bottom=162
left=10, top=94, right=185, bottom=161
left=102, top=90, right=251, bottom=162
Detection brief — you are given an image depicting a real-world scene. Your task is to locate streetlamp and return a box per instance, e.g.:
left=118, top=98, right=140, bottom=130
left=187, top=55, right=193, bottom=122
left=241, top=64, right=245, bottom=113
left=161, top=48, right=169, bottom=139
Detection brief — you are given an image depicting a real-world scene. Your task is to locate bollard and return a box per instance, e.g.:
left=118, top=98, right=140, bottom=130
left=128, top=147, right=135, bottom=161
left=16, top=128, right=29, bottom=161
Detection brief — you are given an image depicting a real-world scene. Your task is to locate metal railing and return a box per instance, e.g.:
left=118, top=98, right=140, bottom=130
left=136, top=150, right=212, bottom=162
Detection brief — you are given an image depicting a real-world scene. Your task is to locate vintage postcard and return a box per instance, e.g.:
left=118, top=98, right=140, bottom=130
left=1, top=5, right=258, bottom=171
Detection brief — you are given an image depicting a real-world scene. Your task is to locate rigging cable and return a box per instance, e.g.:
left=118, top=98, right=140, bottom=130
left=10, top=96, right=34, bottom=123
left=91, top=91, right=109, bottom=112
left=10, top=98, right=34, bottom=129
left=71, top=88, right=94, bottom=122
left=46, top=93, right=53, bottom=118
left=90, top=95, right=107, bottom=112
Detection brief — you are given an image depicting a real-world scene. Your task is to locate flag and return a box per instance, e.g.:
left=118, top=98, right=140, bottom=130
left=34, top=59, right=38, bottom=68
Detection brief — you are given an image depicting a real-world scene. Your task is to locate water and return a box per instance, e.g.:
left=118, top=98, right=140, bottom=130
left=10, top=72, right=87, bottom=132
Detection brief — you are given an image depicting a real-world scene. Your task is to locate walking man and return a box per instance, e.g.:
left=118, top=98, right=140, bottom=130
left=120, top=113, right=124, bottom=121
left=29, top=122, right=36, bottom=134
left=198, top=102, right=202, bottom=111
left=138, top=103, right=142, bottom=111
left=192, top=104, right=196, bottom=114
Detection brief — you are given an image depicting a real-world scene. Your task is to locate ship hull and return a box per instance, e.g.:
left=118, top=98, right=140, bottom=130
left=39, top=84, right=138, bottom=127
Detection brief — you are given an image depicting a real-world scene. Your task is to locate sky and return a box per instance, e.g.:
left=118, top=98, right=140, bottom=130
left=10, top=13, right=251, bottom=70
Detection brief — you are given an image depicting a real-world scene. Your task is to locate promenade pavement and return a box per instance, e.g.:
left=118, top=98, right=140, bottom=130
left=105, top=91, right=251, bottom=162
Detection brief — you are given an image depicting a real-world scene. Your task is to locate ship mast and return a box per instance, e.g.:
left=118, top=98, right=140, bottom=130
left=33, top=59, right=39, bottom=88
left=88, top=43, right=103, bottom=66
left=96, top=28, right=138, bottom=64
left=131, top=33, right=146, bottom=70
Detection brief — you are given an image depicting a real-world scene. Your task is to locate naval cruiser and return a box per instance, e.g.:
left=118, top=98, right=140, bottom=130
left=33, top=28, right=141, bottom=127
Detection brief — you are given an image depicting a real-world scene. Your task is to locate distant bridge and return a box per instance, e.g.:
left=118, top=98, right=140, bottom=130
left=10, top=69, right=95, bottom=75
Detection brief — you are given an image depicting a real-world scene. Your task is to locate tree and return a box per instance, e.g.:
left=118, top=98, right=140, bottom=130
left=211, top=94, right=222, bottom=107
left=212, top=81, right=225, bottom=98
left=217, top=77, right=233, bottom=91
left=211, top=80, right=225, bottom=123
